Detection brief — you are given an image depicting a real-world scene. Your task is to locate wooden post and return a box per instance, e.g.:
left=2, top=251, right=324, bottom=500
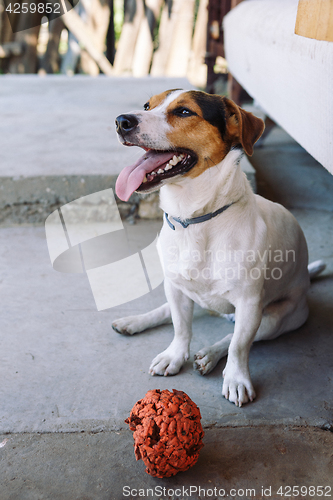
left=106, top=0, right=115, bottom=65
left=227, top=0, right=246, bottom=102
left=187, top=0, right=209, bottom=88
left=295, top=0, right=333, bottom=42
left=205, top=0, right=232, bottom=93
left=151, top=0, right=195, bottom=77
left=113, top=0, right=144, bottom=74
left=150, top=0, right=173, bottom=76
left=40, top=17, right=65, bottom=73
left=165, top=0, right=195, bottom=76
left=0, top=0, right=19, bottom=44
left=8, top=12, right=43, bottom=73
left=132, top=0, right=162, bottom=77
left=79, top=0, right=111, bottom=75
left=59, top=0, right=113, bottom=75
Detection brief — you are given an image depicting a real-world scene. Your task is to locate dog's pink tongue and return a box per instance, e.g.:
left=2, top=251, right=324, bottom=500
left=115, top=150, right=175, bottom=201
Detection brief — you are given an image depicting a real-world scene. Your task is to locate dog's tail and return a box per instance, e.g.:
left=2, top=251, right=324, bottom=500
left=308, top=260, right=326, bottom=280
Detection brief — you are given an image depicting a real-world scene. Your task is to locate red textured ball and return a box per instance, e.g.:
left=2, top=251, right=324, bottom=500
left=125, top=389, right=204, bottom=478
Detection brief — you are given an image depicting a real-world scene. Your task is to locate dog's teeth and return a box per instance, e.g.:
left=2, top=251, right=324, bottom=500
left=142, top=175, right=147, bottom=183
left=151, top=153, right=186, bottom=177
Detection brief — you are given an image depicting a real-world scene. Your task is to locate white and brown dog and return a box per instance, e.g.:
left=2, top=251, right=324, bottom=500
left=112, top=89, right=325, bottom=407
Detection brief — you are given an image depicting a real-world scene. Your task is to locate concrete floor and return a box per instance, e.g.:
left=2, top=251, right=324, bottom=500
left=0, top=77, right=332, bottom=499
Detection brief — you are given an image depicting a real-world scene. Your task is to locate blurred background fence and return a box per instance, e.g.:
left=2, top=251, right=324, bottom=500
left=0, top=0, right=236, bottom=90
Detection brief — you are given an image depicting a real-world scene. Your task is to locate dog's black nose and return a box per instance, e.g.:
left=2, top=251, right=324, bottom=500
left=115, top=114, right=139, bottom=134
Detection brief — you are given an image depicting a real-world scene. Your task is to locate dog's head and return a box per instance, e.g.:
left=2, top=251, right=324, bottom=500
left=115, top=89, right=264, bottom=201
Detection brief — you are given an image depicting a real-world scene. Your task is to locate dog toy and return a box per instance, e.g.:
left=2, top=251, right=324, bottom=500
left=125, top=388, right=204, bottom=478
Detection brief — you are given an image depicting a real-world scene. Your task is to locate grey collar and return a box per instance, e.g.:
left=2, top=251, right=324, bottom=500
left=164, top=203, right=233, bottom=230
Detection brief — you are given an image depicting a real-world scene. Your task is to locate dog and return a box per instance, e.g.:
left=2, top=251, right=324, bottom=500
left=112, top=89, right=325, bottom=407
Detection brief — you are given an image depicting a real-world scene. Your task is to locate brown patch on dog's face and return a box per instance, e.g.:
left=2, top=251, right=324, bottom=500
left=161, top=91, right=265, bottom=180
left=164, top=91, right=230, bottom=179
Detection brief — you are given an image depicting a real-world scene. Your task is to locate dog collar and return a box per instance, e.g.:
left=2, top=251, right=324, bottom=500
left=164, top=203, right=233, bottom=230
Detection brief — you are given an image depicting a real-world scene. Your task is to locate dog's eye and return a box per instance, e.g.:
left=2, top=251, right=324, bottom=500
left=173, top=107, right=196, bottom=117
left=143, top=102, right=150, bottom=111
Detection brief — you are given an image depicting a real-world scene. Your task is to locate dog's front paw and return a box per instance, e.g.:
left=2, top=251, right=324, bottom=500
left=222, top=366, right=256, bottom=407
left=149, top=342, right=189, bottom=376
left=112, top=316, right=142, bottom=336
left=193, top=347, right=221, bottom=375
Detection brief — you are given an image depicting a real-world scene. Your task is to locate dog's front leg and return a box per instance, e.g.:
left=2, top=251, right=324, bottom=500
left=222, top=298, right=262, bottom=407
left=149, top=278, right=194, bottom=376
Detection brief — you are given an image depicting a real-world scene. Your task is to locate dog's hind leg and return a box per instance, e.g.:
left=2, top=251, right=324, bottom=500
left=194, top=295, right=309, bottom=377
left=112, top=303, right=171, bottom=336
left=253, top=294, right=309, bottom=341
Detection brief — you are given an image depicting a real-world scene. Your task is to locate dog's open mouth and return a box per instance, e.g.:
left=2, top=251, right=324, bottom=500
left=115, top=149, right=197, bottom=201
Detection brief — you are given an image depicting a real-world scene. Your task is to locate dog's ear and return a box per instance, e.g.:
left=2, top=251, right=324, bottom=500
left=223, top=98, right=265, bottom=156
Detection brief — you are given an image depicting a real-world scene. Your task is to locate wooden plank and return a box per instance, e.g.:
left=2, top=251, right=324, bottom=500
left=113, top=0, right=144, bottom=75
left=295, top=0, right=333, bottom=42
left=151, top=0, right=195, bottom=77
left=132, top=15, right=154, bottom=76
left=132, top=0, right=162, bottom=77
left=150, top=1, right=174, bottom=76
left=59, top=0, right=113, bottom=75
left=80, top=0, right=111, bottom=76
left=165, top=0, right=195, bottom=76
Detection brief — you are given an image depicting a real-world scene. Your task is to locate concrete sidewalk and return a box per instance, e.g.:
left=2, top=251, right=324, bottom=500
left=0, top=214, right=332, bottom=434
left=0, top=216, right=332, bottom=498
left=0, top=76, right=332, bottom=499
